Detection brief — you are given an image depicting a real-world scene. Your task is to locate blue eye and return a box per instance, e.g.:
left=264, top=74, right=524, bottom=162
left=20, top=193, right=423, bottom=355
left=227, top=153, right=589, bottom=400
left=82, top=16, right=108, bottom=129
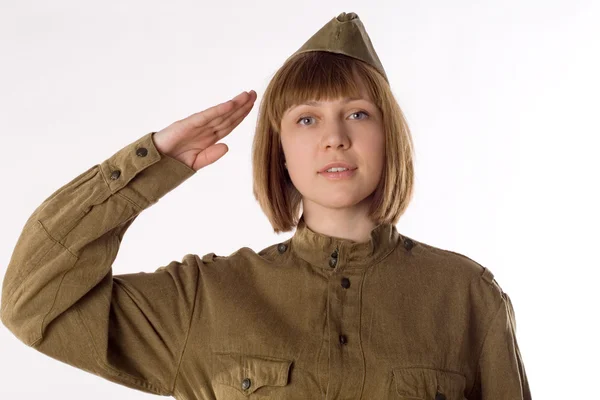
left=350, top=111, right=369, bottom=120
left=296, top=111, right=369, bottom=126
left=297, top=116, right=315, bottom=126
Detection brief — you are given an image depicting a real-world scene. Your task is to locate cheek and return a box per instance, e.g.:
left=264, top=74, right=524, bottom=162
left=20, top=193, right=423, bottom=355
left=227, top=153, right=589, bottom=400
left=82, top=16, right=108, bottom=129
left=283, top=138, right=312, bottom=167
left=281, top=139, right=312, bottom=184
left=361, top=137, right=385, bottom=171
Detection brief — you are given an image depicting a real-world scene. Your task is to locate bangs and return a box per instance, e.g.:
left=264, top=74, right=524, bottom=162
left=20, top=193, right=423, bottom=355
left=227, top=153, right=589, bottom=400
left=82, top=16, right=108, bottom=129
left=266, top=51, right=383, bottom=133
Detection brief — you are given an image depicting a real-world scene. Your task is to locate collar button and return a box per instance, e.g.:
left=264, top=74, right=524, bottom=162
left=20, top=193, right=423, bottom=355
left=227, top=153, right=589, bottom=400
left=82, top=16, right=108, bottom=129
left=277, top=243, right=288, bottom=253
left=403, top=237, right=414, bottom=251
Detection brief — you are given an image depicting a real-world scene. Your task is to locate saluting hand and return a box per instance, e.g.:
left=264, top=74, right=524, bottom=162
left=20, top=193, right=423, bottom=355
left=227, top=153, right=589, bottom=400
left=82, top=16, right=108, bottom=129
left=152, top=90, right=257, bottom=171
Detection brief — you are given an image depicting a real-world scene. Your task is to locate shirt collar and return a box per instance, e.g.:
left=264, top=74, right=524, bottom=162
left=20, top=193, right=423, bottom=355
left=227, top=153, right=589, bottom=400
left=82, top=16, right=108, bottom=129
left=289, top=215, right=401, bottom=269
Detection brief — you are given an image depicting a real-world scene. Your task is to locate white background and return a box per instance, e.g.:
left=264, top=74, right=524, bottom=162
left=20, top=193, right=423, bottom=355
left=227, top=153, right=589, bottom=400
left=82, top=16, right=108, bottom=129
left=1, top=0, right=598, bottom=398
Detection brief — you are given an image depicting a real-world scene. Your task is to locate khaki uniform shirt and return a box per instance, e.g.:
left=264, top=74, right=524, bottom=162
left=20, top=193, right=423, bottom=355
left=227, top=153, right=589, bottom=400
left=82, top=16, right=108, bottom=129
left=1, top=132, right=531, bottom=400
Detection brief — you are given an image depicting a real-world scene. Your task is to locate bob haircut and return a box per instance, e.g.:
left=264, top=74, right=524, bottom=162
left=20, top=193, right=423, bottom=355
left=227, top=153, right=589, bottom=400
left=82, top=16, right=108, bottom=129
left=252, top=51, right=415, bottom=234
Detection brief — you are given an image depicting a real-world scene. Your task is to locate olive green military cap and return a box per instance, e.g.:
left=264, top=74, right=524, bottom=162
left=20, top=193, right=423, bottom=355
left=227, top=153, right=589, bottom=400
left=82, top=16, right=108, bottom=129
left=286, top=11, right=389, bottom=83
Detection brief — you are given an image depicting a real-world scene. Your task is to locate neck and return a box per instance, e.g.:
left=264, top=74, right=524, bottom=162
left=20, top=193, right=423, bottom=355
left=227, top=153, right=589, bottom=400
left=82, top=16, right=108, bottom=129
left=301, top=197, right=377, bottom=243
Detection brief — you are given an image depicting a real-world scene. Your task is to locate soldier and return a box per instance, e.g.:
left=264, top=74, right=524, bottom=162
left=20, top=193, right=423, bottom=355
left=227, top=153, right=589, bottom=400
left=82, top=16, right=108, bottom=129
left=1, top=11, right=530, bottom=399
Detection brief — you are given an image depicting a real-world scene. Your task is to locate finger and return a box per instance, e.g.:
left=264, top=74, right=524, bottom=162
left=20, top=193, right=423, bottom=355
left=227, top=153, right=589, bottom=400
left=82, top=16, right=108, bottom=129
left=211, top=92, right=256, bottom=134
left=183, top=100, right=234, bottom=128
left=212, top=103, right=254, bottom=142
left=184, top=91, right=251, bottom=128
left=192, top=143, right=229, bottom=171
left=201, top=91, right=256, bottom=132
left=216, top=99, right=251, bottom=140
left=204, top=91, right=255, bottom=131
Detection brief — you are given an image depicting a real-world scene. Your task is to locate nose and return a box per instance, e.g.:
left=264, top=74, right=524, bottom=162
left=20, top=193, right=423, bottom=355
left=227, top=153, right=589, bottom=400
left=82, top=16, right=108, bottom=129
left=321, top=119, right=350, bottom=150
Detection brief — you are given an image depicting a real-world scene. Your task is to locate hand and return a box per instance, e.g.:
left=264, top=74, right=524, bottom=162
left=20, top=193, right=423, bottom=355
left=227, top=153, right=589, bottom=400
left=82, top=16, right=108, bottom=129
left=152, top=90, right=257, bottom=171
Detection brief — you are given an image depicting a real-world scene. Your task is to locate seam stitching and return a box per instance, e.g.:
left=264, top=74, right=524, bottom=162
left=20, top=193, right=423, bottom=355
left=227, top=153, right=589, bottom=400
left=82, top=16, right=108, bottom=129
left=73, top=304, right=166, bottom=394
left=171, top=258, right=201, bottom=393
left=465, top=296, right=505, bottom=398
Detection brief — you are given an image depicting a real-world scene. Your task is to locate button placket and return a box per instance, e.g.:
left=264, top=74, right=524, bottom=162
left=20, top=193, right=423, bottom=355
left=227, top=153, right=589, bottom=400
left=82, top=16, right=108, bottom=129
left=435, top=391, right=447, bottom=400
left=329, top=247, right=339, bottom=268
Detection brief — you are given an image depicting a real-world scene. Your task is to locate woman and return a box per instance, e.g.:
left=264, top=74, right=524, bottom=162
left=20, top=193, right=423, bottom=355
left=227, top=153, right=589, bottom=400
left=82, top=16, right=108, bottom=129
left=1, top=12, right=530, bottom=400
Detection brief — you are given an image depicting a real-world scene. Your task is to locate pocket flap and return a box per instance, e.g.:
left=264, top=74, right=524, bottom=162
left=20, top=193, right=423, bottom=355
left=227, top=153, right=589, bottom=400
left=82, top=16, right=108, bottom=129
left=213, top=352, right=292, bottom=395
left=392, top=367, right=466, bottom=400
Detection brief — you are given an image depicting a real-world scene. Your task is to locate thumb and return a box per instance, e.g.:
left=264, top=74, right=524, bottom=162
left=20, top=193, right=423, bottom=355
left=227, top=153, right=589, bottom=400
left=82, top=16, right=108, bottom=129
left=192, top=143, right=229, bottom=171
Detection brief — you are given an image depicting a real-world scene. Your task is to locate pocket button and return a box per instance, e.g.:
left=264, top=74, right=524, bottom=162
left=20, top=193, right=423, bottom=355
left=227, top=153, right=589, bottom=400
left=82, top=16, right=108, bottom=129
left=241, top=378, right=251, bottom=390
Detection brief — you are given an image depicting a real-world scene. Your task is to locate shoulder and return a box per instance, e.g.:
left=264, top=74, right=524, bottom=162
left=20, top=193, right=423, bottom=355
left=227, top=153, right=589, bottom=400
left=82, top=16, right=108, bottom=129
left=405, top=235, right=505, bottom=299
left=196, top=241, right=288, bottom=267
left=401, top=235, right=509, bottom=320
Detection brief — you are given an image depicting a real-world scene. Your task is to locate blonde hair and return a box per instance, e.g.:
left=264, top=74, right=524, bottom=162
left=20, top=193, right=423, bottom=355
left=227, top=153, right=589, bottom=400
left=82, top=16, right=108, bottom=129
left=252, top=51, right=415, bottom=233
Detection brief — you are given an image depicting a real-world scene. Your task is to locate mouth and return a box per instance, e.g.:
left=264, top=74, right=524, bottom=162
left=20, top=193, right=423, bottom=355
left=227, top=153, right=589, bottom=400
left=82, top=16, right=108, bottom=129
left=318, top=163, right=358, bottom=173
left=318, top=168, right=357, bottom=180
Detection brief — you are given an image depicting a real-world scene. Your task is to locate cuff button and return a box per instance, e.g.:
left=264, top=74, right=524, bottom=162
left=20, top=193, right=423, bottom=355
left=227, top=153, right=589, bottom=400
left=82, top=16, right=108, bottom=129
left=136, top=147, right=148, bottom=157
left=110, top=170, right=121, bottom=180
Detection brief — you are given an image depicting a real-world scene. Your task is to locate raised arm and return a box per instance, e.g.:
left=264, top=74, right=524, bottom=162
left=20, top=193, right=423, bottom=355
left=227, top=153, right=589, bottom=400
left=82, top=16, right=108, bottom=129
left=1, top=90, right=257, bottom=395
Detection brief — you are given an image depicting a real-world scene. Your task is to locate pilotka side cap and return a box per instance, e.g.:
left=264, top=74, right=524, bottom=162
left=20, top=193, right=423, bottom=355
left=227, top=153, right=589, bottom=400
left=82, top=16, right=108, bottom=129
left=284, top=11, right=389, bottom=83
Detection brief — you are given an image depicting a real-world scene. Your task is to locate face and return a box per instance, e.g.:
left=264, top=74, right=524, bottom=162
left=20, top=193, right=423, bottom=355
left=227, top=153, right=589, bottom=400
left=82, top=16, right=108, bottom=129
left=279, top=79, right=385, bottom=213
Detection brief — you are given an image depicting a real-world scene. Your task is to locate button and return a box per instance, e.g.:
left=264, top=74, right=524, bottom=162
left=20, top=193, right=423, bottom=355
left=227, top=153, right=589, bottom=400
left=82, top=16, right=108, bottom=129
left=331, top=249, right=338, bottom=258
left=136, top=147, right=148, bottom=157
left=339, top=334, right=347, bottom=345
left=241, top=378, right=251, bottom=390
left=435, top=391, right=446, bottom=400
left=277, top=243, right=288, bottom=253
left=110, top=170, right=121, bottom=180
left=403, top=237, right=414, bottom=251
left=341, top=277, right=350, bottom=289
left=329, top=257, right=337, bottom=268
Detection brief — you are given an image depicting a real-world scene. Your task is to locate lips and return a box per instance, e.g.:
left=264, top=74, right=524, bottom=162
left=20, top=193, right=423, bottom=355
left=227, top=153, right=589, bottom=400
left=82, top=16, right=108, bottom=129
left=318, top=162, right=357, bottom=173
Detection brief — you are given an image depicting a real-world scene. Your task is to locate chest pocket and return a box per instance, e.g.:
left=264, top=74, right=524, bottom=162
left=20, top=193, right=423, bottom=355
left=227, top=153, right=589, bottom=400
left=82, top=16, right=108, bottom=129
left=212, top=352, right=293, bottom=397
left=392, top=367, right=467, bottom=400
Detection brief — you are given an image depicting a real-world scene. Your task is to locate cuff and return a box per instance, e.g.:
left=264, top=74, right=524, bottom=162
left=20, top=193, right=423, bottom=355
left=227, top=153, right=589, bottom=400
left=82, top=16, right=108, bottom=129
left=99, top=132, right=196, bottom=209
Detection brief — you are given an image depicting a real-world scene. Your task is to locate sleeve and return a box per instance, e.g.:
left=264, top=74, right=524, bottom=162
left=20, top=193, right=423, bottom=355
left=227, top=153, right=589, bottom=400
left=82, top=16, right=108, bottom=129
left=0, top=131, right=199, bottom=396
left=468, top=291, right=532, bottom=400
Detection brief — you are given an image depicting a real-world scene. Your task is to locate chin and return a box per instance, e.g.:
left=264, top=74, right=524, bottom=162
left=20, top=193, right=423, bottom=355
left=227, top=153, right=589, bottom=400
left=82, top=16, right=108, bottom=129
left=314, top=194, right=369, bottom=210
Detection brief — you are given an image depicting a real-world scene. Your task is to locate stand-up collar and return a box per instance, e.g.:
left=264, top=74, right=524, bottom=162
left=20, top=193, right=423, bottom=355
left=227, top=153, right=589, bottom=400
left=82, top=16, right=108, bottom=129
left=290, top=215, right=401, bottom=270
